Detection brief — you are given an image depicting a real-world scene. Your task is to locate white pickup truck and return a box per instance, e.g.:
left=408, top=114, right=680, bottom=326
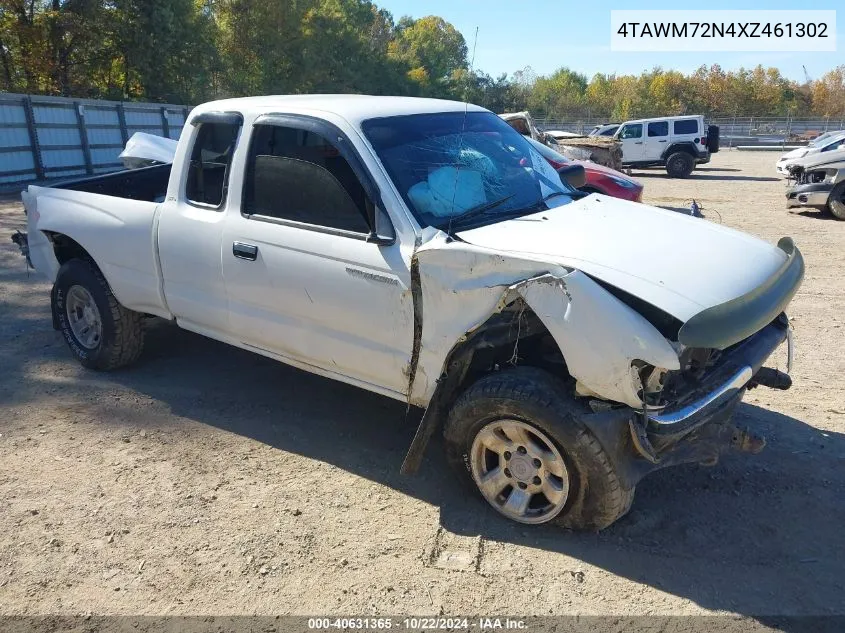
left=17, top=95, right=803, bottom=530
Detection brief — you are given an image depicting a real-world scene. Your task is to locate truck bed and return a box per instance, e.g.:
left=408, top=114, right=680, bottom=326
left=54, top=164, right=171, bottom=203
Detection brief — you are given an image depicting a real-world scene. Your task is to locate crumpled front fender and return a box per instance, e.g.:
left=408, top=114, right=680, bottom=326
left=401, top=241, right=683, bottom=474
left=515, top=270, right=680, bottom=409
left=411, top=236, right=680, bottom=409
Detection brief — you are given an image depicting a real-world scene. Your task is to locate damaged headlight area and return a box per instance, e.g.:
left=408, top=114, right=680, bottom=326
left=638, top=347, right=719, bottom=408
left=792, top=166, right=837, bottom=185
left=632, top=345, right=721, bottom=410
left=802, top=168, right=835, bottom=184
left=631, top=360, right=671, bottom=410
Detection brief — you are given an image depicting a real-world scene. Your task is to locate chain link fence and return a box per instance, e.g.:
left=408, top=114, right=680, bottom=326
left=534, top=116, right=845, bottom=147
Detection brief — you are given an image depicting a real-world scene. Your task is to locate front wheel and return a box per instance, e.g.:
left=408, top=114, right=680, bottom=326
left=828, top=182, right=845, bottom=220
left=53, top=258, right=144, bottom=370
left=443, top=367, right=635, bottom=530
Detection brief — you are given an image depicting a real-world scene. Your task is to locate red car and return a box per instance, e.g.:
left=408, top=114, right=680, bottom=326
left=527, top=137, right=644, bottom=202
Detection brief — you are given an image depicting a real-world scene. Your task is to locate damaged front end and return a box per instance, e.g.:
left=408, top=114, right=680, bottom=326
left=786, top=162, right=842, bottom=211
left=582, top=237, right=802, bottom=484
left=582, top=315, right=793, bottom=487
left=401, top=231, right=803, bottom=488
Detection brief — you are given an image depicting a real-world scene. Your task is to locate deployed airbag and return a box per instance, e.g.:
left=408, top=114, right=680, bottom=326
left=407, top=166, right=486, bottom=218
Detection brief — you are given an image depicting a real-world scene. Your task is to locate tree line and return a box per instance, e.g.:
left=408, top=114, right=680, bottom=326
left=2, top=0, right=844, bottom=120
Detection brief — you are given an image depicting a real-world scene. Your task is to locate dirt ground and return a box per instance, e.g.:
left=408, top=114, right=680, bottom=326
left=0, top=151, right=843, bottom=624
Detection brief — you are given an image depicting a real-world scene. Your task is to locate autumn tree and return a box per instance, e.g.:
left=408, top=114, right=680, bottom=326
left=0, top=0, right=841, bottom=120
left=388, top=15, right=467, bottom=96
left=811, top=66, right=845, bottom=118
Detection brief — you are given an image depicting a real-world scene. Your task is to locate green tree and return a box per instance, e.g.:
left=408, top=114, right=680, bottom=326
left=388, top=15, right=467, bottom=96
left=110, top=0, right=219, bottom=102
left=528, top=67, right=588, bottom=118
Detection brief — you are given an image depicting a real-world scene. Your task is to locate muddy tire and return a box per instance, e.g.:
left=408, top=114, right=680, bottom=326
left=828, top=182, right=845, bottom=220
left=665, top=151, right=695, bottom=178
left=443, top=367, right=635, bottom=531
left=52, top=258, right=144, bottom=370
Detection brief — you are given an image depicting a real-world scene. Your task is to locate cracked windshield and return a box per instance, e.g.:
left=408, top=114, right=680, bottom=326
left=362, top=111, right=575, bottom=231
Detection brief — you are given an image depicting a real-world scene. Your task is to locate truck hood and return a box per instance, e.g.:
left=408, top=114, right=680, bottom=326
left=789, top=147, right=845, bottom=171
left=778, top=147, right=810, bottom=162
left=455, top=195, right=788, bottom=323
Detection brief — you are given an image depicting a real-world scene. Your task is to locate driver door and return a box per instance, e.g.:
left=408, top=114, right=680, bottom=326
left=222, top=118, right=413, bottom=396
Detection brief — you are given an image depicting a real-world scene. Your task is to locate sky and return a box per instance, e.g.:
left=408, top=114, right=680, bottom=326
left=377, top=0, right=844, bottom=81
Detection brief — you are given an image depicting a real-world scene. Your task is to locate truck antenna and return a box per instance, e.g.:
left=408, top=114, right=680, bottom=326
left=446, top=26, right=480, bottom=239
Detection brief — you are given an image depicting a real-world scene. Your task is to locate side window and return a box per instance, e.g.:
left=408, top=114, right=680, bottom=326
left=185, top=122, right=240, bottom=207
left=620, top=124, right=642, bottom=140
left=648, top=121, right=668, bottom=137
left=243, top=125, right=371, bottom=234
left=673, top=119, right=699, bottom=135
left=601, top=126, right=618, bottom=136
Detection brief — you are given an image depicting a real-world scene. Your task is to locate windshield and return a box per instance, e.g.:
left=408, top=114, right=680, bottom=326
left=810, top=131, right=842, bottom=146
left=821, top=135, right=845, bottom=152
left=361, top=111, right=575, bottom=231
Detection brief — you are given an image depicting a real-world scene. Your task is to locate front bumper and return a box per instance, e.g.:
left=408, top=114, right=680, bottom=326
left=649, top=316, right=790, bottom=437
left=786, top=182, right=832, bottom=209
left=580, top=317, right=792, bottom=489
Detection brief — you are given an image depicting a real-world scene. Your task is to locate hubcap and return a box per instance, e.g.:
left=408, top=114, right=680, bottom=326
left=66, top=285, right=102, bottom=349
left=470, top=419, right=570, bottom=524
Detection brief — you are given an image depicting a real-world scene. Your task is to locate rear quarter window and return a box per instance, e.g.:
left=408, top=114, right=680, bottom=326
left=673, top=119, right=699, bottom=135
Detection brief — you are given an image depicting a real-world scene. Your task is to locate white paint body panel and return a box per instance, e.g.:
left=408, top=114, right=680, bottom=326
left=776, top=134, right=845, bottom=175
left=20, top=95, right=796, bottom=411
left=24, top=185, right=170, bottom=318
left=411, top=238, right=680, bottom=408
left=222, top=214, right=413, bottom=395
left=457, top=195, right=787, bottom=323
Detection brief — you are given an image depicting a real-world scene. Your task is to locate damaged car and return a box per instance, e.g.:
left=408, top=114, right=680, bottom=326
left=15, top=96, right=803, bottom=530
left=776, top=130, right=845, bottom=177
left=787, top=151, right=845, bottom=220
left=525, top=136, right=643, bottom=202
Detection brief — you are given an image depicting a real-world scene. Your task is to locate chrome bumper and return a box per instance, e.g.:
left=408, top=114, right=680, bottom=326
left=649, top=318, right=792, bottom=431
left=786, top=182, right=832, bottom=209
left=786, top=189, right=830, bottom=208
left=650, top=366, right=753, bottom=426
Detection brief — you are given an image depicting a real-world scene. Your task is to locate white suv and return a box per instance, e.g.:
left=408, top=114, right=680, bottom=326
left=615, top=115, right=719, bottom=178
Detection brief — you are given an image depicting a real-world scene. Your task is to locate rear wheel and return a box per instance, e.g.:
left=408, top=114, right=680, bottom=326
left=665, top=151, right=694, bottom=178
left=828, top=182, right=845, bottom=220
left=443, top=367, right=635, bottom=530
left=53, top=258, right=144, bottom=370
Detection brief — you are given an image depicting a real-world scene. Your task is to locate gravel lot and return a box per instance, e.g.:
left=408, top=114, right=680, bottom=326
left=1, top=151, right=843, bottom=623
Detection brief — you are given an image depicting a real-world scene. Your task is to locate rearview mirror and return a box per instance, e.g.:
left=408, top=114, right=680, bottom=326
left=557, top=164, right=586, bottom=189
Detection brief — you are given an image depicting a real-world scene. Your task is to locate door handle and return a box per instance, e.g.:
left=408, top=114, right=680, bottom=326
left=233, top=242, right=258, bottom=261
left=658, top=139, right=667, bottom=142
left=634, top=141, right=643, bottom=144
